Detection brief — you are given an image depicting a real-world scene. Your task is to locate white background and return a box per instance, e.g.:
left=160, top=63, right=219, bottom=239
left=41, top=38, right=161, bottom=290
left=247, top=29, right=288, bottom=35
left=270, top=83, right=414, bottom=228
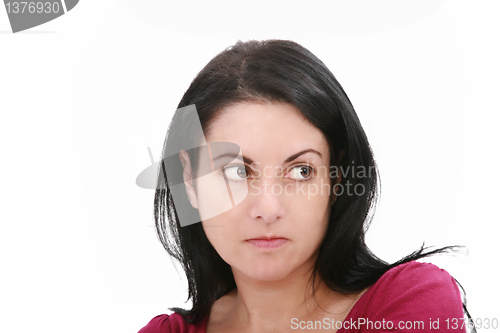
left=1, top=1, right=498, bottom=332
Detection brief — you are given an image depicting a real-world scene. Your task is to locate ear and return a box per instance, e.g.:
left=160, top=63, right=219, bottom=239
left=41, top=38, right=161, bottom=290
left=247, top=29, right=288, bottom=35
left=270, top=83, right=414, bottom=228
left=179, top=150, right=199, bottom=209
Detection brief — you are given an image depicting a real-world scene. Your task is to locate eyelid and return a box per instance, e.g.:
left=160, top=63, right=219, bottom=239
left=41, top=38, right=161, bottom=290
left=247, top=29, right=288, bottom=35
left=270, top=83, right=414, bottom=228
left=220, top=163, right=251, bottom=181
left=221, top=163, right=249, bottom=171
left=221, top=163, right=315, bottom=180
left=285, top=164, right=315, bottom=180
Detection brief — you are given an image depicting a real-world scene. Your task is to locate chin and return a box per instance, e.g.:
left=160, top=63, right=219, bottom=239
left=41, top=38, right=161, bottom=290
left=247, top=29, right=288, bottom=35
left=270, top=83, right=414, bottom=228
left=248, top=271, right=290, bottom=282
left=240, top=262, right=295, bottom=282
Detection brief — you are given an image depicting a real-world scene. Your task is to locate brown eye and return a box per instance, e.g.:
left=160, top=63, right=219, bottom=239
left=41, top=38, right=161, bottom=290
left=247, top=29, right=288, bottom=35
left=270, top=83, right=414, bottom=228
left=286, top=165, right=314, bottom=181
left=299, top=166, right=310, bottom=178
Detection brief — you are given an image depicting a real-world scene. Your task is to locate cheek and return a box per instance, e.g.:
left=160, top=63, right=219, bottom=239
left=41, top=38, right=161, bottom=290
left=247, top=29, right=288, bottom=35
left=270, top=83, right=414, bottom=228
left=195, top=174, right=249, bottom=221
left=195, top=173, right=234, bottom=221
left=297, top=211, right=329, bottom=246
left=201, top=210, right=241, bottom=263
left=202, top=225, right=242, bottom=269
left=288, top=188, right=331, bottom=242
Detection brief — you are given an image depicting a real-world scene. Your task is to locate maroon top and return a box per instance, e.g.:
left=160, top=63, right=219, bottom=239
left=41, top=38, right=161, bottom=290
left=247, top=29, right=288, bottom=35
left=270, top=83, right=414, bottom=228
left=138, top=261, right=466, bottom=332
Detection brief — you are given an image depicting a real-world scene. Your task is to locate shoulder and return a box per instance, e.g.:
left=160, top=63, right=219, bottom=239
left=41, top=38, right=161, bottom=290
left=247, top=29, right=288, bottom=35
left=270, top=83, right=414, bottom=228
left=138, top=312, right=207, bottom=333
left=370, top=260, right=462, bottom=299
left=348, top=261, right=465, bottom=331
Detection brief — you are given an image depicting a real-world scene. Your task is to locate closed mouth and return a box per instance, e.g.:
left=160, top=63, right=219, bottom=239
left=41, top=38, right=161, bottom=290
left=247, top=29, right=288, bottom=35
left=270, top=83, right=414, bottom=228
left=245, top=237, right=289, bottom=249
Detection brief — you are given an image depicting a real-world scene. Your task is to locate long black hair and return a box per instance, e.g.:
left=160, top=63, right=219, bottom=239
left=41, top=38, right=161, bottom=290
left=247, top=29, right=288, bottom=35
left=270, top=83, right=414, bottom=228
left=154, top=39, right=472, bottom=327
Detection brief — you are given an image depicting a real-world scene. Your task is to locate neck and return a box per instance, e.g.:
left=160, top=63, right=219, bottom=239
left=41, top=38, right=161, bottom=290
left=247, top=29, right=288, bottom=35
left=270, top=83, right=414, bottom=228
left=225, top=259, right=352, bottom=332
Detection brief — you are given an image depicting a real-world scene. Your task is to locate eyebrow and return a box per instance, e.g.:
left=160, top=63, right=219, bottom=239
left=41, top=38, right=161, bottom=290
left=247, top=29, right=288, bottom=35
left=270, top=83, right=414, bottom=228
left=212, top=148, right=322, bottom=165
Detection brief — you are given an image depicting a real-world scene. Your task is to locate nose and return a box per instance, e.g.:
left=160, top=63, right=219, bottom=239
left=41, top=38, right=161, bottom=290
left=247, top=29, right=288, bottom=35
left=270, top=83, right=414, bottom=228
left=248, top=177, right=286, bottom=223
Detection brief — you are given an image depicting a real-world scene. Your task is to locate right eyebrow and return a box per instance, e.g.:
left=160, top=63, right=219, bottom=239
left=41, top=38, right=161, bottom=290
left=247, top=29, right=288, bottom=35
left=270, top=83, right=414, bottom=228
left=212, top=153, right=254, bottom=165
left=212, top=149, right=322, bottom=166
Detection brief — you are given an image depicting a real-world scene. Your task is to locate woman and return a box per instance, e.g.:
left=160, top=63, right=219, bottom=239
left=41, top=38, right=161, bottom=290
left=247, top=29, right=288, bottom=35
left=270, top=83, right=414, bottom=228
left=139, top=40, right=472, bottom=332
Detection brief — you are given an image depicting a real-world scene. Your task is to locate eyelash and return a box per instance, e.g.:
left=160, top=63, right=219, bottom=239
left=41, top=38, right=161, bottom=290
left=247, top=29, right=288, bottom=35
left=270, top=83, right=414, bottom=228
left=220, top=164, right=316, bottom=183
left=289, top=164, right=316, bottom=183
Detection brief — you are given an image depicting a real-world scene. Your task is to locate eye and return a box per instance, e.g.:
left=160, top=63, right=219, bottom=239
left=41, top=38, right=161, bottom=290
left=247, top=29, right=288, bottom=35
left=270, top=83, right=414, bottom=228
left=285, top=165, right=314, bottom=181
left=221, top=164, right=249, bottom=181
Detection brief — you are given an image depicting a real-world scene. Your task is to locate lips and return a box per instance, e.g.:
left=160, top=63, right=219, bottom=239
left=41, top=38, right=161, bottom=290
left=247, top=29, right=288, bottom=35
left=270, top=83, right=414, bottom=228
left=246, top=237, right=288, bottom=249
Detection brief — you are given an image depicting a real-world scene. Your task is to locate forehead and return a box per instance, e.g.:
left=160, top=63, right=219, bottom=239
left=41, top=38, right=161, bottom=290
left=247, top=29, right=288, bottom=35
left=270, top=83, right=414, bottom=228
left=205, top=102, right=330, bottom=163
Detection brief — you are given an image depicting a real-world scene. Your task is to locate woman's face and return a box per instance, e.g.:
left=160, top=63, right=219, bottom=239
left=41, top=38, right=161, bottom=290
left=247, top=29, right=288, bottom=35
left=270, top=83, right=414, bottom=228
left=188, top=102, right=333, bottom=282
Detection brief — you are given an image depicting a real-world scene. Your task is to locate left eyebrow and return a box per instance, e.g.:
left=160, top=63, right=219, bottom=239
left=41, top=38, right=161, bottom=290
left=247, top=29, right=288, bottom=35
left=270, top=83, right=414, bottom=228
left=212, top=148, right=322, bottom=165
left=283, top=149, right=322, bottom=163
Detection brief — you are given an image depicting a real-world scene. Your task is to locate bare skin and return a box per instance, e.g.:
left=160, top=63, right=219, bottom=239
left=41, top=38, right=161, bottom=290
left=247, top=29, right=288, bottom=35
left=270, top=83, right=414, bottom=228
left=207, top=284, right=369, bottom=333
left=181, top=101, right=369, bottom=332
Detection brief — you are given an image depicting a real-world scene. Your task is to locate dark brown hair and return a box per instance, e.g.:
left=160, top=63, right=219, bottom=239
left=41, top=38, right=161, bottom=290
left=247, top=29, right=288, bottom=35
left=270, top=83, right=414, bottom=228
left=154, top=40, right=471, bottom=327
